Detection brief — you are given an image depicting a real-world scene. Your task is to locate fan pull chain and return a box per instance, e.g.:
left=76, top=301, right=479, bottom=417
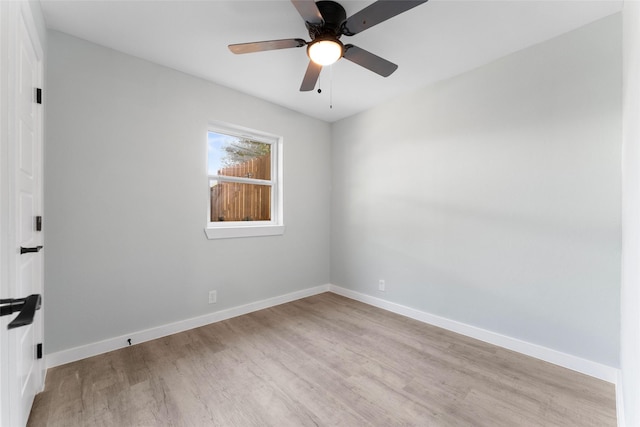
left=316, top=66, right=333, bottom=110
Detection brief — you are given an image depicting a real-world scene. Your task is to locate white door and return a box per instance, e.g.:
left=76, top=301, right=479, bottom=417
left=0, top=2, right=45, bottom=426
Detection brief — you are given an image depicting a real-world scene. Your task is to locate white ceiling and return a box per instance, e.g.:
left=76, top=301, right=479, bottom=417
left=40, top=0, right=622, bottom=122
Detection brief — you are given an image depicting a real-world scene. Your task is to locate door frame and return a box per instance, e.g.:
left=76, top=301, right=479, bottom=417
left=0, top=1, right=45, bottom=425
left=0, top=0, right=9, bottom=422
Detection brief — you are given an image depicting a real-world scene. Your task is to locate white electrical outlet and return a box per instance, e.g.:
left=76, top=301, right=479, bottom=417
left=208, top=290, right=217, bottom=304
left=378, top=279, right=385, bottom=292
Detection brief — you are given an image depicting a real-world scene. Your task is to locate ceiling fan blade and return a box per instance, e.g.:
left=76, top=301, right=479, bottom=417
left=343, top=44, right=398, bottom=77
left=291, top=0, right=324, bottom=25
left=229, top=39, right=306, bottom=54
left=300, top=61, right=322, bottom=91
left=342, top=0, right=429, bottom=36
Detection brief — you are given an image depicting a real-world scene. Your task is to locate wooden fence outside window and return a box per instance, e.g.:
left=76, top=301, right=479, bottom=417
left=210, top=154, right=271, bottom=222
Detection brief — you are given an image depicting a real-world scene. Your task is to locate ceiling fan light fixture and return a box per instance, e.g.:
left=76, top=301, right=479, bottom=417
left=308, top=39, right=343, bottom=65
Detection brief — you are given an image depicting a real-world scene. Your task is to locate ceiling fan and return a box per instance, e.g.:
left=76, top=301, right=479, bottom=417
left=228, top=0, right=428, bottom=92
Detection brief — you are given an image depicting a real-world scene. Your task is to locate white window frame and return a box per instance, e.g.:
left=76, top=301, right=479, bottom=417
left=205, top=121, right=284, bottom=240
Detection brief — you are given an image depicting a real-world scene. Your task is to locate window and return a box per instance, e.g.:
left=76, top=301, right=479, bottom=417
left=205, top=122, right=284, bottom=239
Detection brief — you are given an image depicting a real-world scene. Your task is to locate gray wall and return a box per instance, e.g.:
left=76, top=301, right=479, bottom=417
left=331, top=15, right=621, bottom=367
left=45, top=31, right=331, bottom=354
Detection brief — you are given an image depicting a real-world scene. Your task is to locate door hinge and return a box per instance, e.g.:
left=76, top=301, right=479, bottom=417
left=36, top=216, right=42, bottom=231
left=36, top=88, right=42, bottom=105
left=36, top=343, right=43, bottom=359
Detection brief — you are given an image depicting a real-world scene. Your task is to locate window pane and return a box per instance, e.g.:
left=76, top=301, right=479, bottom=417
left=210, top=180, right=271, bottom=222
left=208, top=132, right=271, bottom=180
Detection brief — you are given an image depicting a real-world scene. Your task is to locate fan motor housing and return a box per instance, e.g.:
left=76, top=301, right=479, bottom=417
left=308, top=1, right=347, bottom=40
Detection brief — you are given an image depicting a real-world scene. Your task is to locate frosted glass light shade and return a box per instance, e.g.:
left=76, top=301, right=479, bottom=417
left=308, top=40, right=343, bottom=66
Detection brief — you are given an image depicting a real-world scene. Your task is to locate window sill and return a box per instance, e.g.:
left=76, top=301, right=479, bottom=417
left=204, top=224, right=285, bottom=240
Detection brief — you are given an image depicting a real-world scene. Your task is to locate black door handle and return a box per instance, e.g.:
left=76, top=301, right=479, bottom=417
left=0, top=294, right=42, bottom=329
left=20, top=246, right=43, bottom=254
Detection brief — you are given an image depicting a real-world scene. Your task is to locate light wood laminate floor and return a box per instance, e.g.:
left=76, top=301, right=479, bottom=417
left=28, top=293, right=616, bottom=426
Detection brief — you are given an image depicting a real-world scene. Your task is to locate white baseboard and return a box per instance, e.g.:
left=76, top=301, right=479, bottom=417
left=46, top=284, right=330, bottom=368
left=46, top=283, right=619, bottom=387
left=329, top=285, right=619, bottom=384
